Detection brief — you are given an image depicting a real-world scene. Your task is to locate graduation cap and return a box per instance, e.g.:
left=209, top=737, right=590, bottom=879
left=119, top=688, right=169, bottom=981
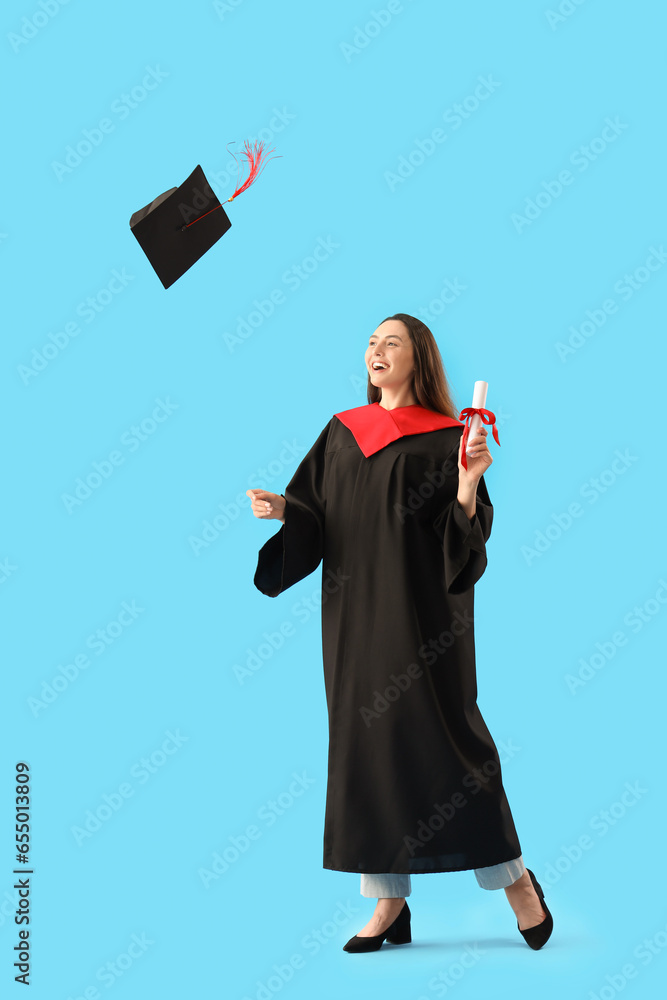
left=129, top=140, right=279, bottom=288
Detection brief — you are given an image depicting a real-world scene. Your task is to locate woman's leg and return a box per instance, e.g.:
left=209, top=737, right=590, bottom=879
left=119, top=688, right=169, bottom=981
left=475, top=855, right=547, bottom=931
left=354, top=873, right=411, bottom=937
left=360, top=873, right=412, bottom=898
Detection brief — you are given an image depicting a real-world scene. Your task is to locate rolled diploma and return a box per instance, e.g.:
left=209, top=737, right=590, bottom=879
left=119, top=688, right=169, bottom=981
left=466, top=381, right=488, bottom=456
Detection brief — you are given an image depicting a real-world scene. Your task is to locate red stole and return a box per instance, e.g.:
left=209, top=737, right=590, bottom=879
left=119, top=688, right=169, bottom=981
left=334, top=402, right=463, bottom=458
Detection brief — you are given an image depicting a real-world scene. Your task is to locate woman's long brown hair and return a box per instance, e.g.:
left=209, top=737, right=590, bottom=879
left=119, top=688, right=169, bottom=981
left=366, top=313, right=460, bottom=418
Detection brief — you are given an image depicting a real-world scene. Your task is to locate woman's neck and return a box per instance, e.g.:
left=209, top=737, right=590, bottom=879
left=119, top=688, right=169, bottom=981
left=377, top=388, right=418, bottom=410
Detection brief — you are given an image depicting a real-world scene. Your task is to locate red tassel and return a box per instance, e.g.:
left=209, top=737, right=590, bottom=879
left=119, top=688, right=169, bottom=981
left=226, top=140, right=280, bottom=203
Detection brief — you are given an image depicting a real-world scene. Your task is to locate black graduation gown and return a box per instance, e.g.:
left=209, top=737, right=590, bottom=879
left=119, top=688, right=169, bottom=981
left=253, top=402, right=522, bottom=875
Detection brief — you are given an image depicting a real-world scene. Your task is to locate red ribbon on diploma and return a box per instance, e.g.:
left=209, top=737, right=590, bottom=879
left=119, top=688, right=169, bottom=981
left=457, top=407, right=501, bottom=471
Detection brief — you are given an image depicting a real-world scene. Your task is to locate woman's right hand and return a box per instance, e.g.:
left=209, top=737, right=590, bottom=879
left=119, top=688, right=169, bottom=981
left=246, top=489, right=286, bottom=524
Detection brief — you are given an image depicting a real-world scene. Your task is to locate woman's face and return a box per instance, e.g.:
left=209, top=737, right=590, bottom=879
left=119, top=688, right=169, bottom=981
left=365, top=320, right=415, bottom=392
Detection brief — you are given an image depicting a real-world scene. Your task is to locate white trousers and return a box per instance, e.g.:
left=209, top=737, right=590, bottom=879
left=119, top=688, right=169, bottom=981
left=360, top=855, right=526, bottom=897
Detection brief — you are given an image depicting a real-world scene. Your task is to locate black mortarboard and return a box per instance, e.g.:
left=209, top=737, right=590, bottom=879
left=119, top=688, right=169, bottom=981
left=129, top=165, right=231, bottom=289
left=129, top=142, right=279, bottom=289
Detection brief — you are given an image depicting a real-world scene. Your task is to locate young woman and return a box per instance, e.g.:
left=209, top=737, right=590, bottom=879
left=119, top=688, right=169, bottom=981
left=248, top=313, right=553, bottom=953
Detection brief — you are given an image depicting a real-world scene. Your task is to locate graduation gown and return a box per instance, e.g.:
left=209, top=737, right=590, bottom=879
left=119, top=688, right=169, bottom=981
left=253, top=402, right=522, bottom=875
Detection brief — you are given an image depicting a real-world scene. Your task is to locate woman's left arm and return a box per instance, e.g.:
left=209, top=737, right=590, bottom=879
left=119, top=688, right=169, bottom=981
left=431, top=426, right=494, bottom=594
left=457, top=425, right=492, bottom=521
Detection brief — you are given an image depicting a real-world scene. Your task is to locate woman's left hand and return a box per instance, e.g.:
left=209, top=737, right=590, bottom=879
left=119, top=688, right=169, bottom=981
left=457, top=425, right=493, bottom=486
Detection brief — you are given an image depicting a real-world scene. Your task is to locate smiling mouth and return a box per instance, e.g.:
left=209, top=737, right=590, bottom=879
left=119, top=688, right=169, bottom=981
left=371, top=363, right=389, bottom=371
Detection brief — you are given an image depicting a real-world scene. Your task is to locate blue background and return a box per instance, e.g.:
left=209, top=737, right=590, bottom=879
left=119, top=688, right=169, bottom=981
left=3, top=0, right=666, bottom=997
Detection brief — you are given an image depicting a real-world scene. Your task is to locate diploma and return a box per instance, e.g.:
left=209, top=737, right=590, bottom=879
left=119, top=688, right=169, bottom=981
left=458, top=381, right=500, bottom=471
left=466, top=381, right=488, bottom=458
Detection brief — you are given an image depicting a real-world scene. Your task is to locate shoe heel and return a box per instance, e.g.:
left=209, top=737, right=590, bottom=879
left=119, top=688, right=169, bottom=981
left=386, top=927, right=412, bottom=944
left=385, top=901, right=411, bottom=945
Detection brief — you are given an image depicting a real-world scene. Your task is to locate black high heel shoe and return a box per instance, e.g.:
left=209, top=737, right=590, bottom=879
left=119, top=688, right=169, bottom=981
left=343, top=900, right=411, bottom=953
left=518, top=869, right=553, bottom=950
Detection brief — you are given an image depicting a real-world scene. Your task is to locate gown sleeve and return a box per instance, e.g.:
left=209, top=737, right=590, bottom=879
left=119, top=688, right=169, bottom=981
left=253, top=420, right=331, bottom=598
left=432, top=467, right=493, bottom=595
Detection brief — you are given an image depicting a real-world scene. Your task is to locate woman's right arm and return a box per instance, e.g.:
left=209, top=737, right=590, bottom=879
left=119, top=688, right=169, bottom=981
left=247, top=489, right=286, bottom=524
left=249, top=418, right=332, bottom=597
